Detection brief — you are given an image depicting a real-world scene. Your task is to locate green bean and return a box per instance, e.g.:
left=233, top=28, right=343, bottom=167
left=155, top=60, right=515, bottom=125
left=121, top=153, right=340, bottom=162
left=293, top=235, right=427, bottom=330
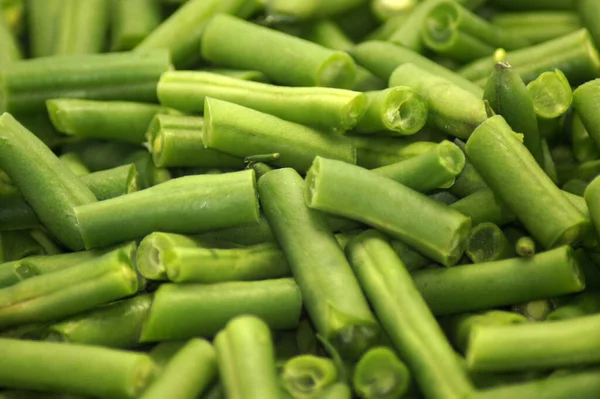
left=141, top=339, right=217, bottom=399
left=145, top=114, right=243, bottom=169
left=201, top=15, right=356, bottom=89
left=74, top=170, right=259, bottom=249
left=491, top=11, right=582, bottom=44
left=353, top=87, right=427, bottom=135
left=389, top=63, right=487, bottom=139
left=389, top=239, right=431, bottom=271
left=201, top=68, right=269, bottom=83
left=458, top=29, right=600, bottom=85
left=306, top=156, right=471, bottom=266
left=548, top=291, right=600, bottom=320
left=0, top=49, right=172, bottom=114
left=281, top=355, right=338, bottom=398
left=333, top=2, right=380, bottom=42
left=572, top=112, right=600, bottom=162
left=373, top=140, right=465, bottom=193
left=471, top=367, right=600, bottom=399
left=422, top=1, right=530, bottom=63
left=512, top=299, right=553, bottom=321
left=215, top=316, right=280, bottom=399
left=135, top=0, right=258, bottom=68
left=0, top=113, right=97, bottom=250
left=349, top=136, right=438, bottom=168
left=563, top=178, right=589, bottom=196
left=139, top=278, right=302, bottom=342
left=111, top=0, right=161, bottom=51
left=44, top=293, right=152, bottom=349
left=466, top=115, right=589, bottom=248
left=541, top=138, right=560, bottom=184
left=317, top=383, right=352, bottom=399
left=157, top=71, right=367, bottom=132
left=0, top=230, right=45, bottom=262
left=0, top=15, right=20, bottom=67
left=441, top=311, right=528, bottom=353
left=450, top=189, right=515, bottom=226
left=371, top=0, right=417, bottom=20
left=574, top=79, right=600, bottom=150
left=387, top=0, right=444, bottom=53
left=275, top=331, right=300, bottom=362
left=450, top=165, right=489, bottom=197
left=527, top=69, right=573, bottom=139
left=248, top=162, right=273, bottom=178
left=204, top=98, right=355, bottom=172
left=581, top=250, right=600, bottom=289
left=350, top=40, right=483, bottom=95
left=515, top=236, right=536, bottom=257
left=25, top=0, right=62, bottom=57
left=578, top=0, right=600, bottom=49
left=47, top=99, right=179, bottom=144
left=466, top=222, right=515, bottom=263
left=0, top=243, right=138, bottom=329
left=489, top=0, right=575, bottom=10
left=58, top=153, right=90, bottom=177
left=54, top=0, right=108, bottom=55
left=266, top=0, right=367, bottom=20
left=200, top=384, right=224, bottom=399
left=411, top=245, right=585, bottom=315
left=0, top=338, right=156, bottom=398
left=149, top=341, right=187, bottom=370
left=259, top=168, right=378, bottom=360
left=484, top=61, right=543, bottom=165
left=352, top=346, right=411, bottom=399
left=467, top=312, right=600, bottom=372
left=195, top=214, right=275, bottom=246
left=346, top=230, right=475, bottom=399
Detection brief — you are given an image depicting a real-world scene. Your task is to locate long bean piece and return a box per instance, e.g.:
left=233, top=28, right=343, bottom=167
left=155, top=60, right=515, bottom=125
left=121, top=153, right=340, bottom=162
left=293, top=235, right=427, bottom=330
left=204, top=98, right=355, bottom=172
left=26, top=0, right=62, bottom=57
left=111, top=0, right=161, bottom=51
left=352, top=346, right=411, bottom=399
left=0, top=49, right=172, bottom=114
left=578, top=0, right=600, bottom=48
left=215, top=316, right=280, bottom=399
left=47, top=99, right=178, bottom=144
left=305, top=156, right=471, bottom=266
left=573, top=79, right=600, bottom=151
left=346, top=230, right=475, bottom=399
left=74, top=170, right=259, bottom=249
left=135, top=0, right=258, bottom=68
left=0, top=113, right=97, bottom=250
left=201, top=15, right=357, bottom=89
left=350, top=136, right=438, bottom=168
left=547, top=291, right=600, bottom=320
left=141, top=339, right=217, bottom=399
left=281, top=355, right=338, bottom=398
left=54, top=0, right=108, bottom=55
left=0, top=338, right=156, bottom=399
left=157, top=71, right=367, bottom=132
left=411, top=245, right=585, bottom=315
left=389, top=63, right=487, bottom=139
left=466, top=115, right=589, bottom=248
left=139, top=278, right=302, bottom=341
left=266, top=0, right=367, bottom=20
left=259, top=168, right=379, bottom=360
left=491, top=11, right=582, bottom=44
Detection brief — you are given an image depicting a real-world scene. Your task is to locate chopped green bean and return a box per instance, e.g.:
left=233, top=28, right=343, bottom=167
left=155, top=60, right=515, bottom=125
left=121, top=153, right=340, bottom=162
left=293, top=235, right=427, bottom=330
left=111, top=0, right=161, bottom=51
left=0, top=14, right=20, bottom=67
left=572, top=112, right=600, bottom=162
left=548, top=291, right=600, bottom=320
left=58, top=153, right=90, bottom=177
left=25, top=0, right=62, bottom=57
left=527, top=69, right=572, bottom=139
left=388, top=0, right=445, bottom=53
left=352, top=346, right=411, bottom=399
left=349, top=136, right=438, bottom=168
left=466, top=222, right=515, bottom=263
left=512, top=299, right=552, bottom=321
left=266, top=0, right=367, bottom=20
left=0, top=230, right=46, bottom=262
left=281, top=355, right=338, bottom=398
left=491, top=11, right=582, bottom=44
left=515, top=236, right=536, bottom=257
left=578, top=0, right=600, bottom=48
left=54, top=0, right=108, bottom=55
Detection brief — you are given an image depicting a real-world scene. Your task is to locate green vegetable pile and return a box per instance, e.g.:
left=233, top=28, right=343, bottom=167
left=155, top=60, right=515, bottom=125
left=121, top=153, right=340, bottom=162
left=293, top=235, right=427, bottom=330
left=1, top=0, right=600, bottom=398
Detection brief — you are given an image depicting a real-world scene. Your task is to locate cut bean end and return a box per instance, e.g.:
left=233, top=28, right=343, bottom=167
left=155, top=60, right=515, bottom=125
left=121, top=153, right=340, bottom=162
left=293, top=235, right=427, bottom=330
left=317, top=52, right=357, bottom=89
left=384, top=87, right=428, bottom=135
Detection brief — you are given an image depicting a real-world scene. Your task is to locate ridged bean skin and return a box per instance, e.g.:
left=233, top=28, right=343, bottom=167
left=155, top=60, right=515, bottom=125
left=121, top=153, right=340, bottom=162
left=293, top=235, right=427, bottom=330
left=54, top=0, right=108, bottom=55
left=350, top=40, right=483, bottom=95
left=46, top=99, right=179, bottom=144
left=352, top=347, right=412, bottom=399
left=203, top=98, right=356, bottom=172
left=422, top=1, right=530, bottom=63
left=139, top=278, right=302, bottom=342
left=135, top=0, right=259, bottom=68
left=157, top=71, right=367, bottom=132
left=146, top=114, right=243, bottom=169
left=259, top=168, right=379, bottom=360
left=0, top=338, right=156, bottom=399
left=74, top=170, right=259, bottom=249
left=0, top=113, right=97, bottom=250
left=466, top=115, right=590, bottom=248
left=411, top=246, right=585, bottom=315
left=111, top=0, right=161, bottom=51
left=458, top=29, right=600, bottom=85
left=201, top=15, right=357, bottom=89
left=346, top=230, right=475, bottom=399
left=141, top=339, right=217, bottom=399
left=0, top=49, right=172, bottom=114
left=389, top=63, right=487, bottom=139
left=215, top=316, right=280, bottom=399
left=305, top=156, right=471, bottom=266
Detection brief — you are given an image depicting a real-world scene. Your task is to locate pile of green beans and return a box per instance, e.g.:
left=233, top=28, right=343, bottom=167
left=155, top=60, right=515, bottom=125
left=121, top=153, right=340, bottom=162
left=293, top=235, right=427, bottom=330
left=3, top=0, right=600, bottom=398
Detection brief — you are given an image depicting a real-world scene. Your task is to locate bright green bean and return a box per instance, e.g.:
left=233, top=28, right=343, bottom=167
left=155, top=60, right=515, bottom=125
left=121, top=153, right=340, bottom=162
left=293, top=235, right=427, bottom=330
left=259, top=168, right=379, bottom=360
left=527, top=69, right=572, bottom=138
left=74, top=170, right=259, bottom=249
left=352, top=346, right=411, bottom=399
left=111, top=0, right=161, bottom=51
left=215, top=316, right=280, bottom=399
left=578, top=0, right=600, bottom=49
left=0, top=14, right=20, bottom=67
left=572, top=112, right=600, bottom=162
left=388, top=0, right=444, bottom=53
left=281, top=355, right=338, bottom=398
left=201, top=14, right=357, bottom=89
left=411, top=245, right=585, bottom=315
left=54, top=0, right=108, bottom=55
left=466, top=222, right=515, bottom=263
left=305, top=156, right=471, bottom=266
left=492, top=11, right=582, bottom=44
left=466, top=115, right=589, bottom=248
left=0, top=338, right=156, bottom=399
left=389, top=63, right=487, bottom=139
left=204, top=98, right=355, bottom=172
left=157, top=71, right=367, bottom=132
left=200, top=68, right=269, bottom=82
left=0, top=49, right=172, bottom=114
left=44, top=293, right=152, bottom=349
left=141, top=339, right=217, bottom=399
left=0, top=113, right=97, bottom=250
left=139, top=278, right=302, bottom=342
left=353, top=87, right=427, bottom=135
left=511, top=299, right=552, bottom=321
left=58, top=153, right=90, bottom=177
left=346, top=230, right=475, bottom=399
left=349, top=136, right=438, bottom=168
